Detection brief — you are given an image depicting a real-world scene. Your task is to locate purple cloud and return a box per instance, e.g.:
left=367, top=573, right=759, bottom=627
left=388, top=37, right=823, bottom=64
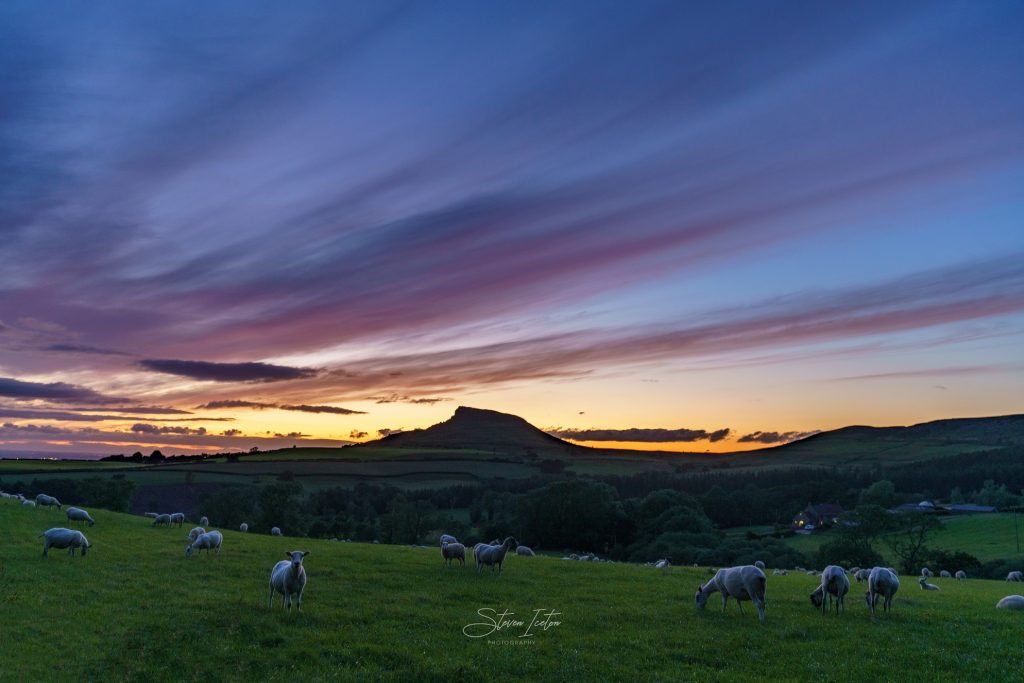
left=0, top=377, right=126, bottom=404
left=139, top=360, right=318, bottom=382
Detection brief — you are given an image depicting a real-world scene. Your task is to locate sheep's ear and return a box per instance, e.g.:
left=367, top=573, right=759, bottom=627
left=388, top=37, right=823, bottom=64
left=285, top=551, right=292, bottom=557
left=302, top=551, right=309, bottom=557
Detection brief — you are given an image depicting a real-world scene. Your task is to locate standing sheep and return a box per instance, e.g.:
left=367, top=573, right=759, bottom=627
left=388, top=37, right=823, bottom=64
left=169, top=512, right=185, bottom=528
left=810, top=565, right=850, bottom=614
left=1006, top=571, right=1023, bottom=582
left=271, top=527, right=283, bottom=537
left=199, top=516, right=209, bottom=527
left=65, top=507, right=95, bottom=527
left=441, top=541, right=466, bottom=567
left=152, top=514, right=171, bottom=527
left=187, top=526, right=207, bottom=543
left=866, top=567, right=900, bottom=615
left=516, top=545, right=535, bottom=557
left=40, top=528, right=90, bottom=557
left=956, top=570, right=967, bottom=581
left=939, top=570, right=951, bottom=578
left=695, top=565, right=768, bottom=623
left=919, top=576, right=940, bottom=591
left=996, top=595, right=1024, bottom=610
left=474, top=537, right=518, bottom=574
left=240, top=522, right=249, bottom=533
left=854, top=569, right=870, bottom=583
left=185, top=530, right=223, bottom=558
left=22, top=500, right=36, bottom=508
left=269, top=551, right=308, bottom=613
left=35, top=494, right=62, bottom=510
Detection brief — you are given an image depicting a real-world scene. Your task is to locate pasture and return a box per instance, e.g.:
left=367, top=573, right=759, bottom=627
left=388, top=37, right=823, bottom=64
left=1, top=503, right=1022, bottom=681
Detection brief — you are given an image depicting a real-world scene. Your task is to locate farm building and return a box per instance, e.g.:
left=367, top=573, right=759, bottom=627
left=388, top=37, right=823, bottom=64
left=792, top=503, right=843, bottom=531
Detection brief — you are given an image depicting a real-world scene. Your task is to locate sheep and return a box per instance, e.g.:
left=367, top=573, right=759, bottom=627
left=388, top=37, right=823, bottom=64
left=695, top=565, right=768, bottom=623
left=22, top=499, right=36, bottom=507
left=772, top=569, right=788, bottom=576
left=655, top=559, right=670, bottom=569
left=850, top=566, right=861, bottom=574
left=185, top=530, right=223, bottom=558
left=754, top=560, right=765, bottom=571
left=169, top=512, right=185, bottom=527
left=1006, top=571, right=1023, bottom=582
left=35, top=494, right=62, bottom=510
left=144, top=512, right=160, bottom=518
left=516, top=545, right=535, bottom=556
left=996, top=595, right=1024, bottom=610
left=865, top=567, right=900, bottom=615
left=956, top=570, right=967, bottom=581
left=65, top=507, right=95, bottom=527
left=920, top=567, right=933, bottom=578
left=199, top=516, right=209, bottom=527
left=152, top=513, right=171, bottom=527
left=939, top=570, right=951, bottom=578
left=854, top=569, right=870, bottom=583
left=271, top=526, right=283, bottom=537
left=919, top=576, right=940, bottom=591
left=40, top=528, right=90, bottom=557
left=441, top=541, right=466, bottom=567
left=269, top=551, right=308, bottom=613
left=240, top=522, right=249, bottom=533
left=187, top=526, right=207, bottom=543
left=810, top=565, right=850, bottom=615
left=439, top=533, right=458, bottom=546
left=474, top=537, right=518, bottom=574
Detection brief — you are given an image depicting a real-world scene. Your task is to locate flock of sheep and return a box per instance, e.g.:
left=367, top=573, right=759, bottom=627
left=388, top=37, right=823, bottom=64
left=439, top=534, right=533, bottom=572
left=2, top=491, right=308, bottom=613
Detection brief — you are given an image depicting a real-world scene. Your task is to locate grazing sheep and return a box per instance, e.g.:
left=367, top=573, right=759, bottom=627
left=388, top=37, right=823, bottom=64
left=199, top=516, right=209, bottom=527
left=144, top=512, right=160, bottom=518
left=269, top=551, right=308, bottom=613
left=996, top=595, right=1024, bottom=610
left=939, top=570, right=951, bottom=578
left=40, top=528, right=90, bottom=557
left=152, top=514, right=171, bottom=527
left=956, top=570, right=967, bottom=581
left=1007, top=571, right=1023, bottom=582
left=240, top=522, right=249, bottom=533
left=805, top=570, right=818, bottom=576
left=772, top=569, right=788, bottom=576
left=22, top=499, right=36, bottom=507
left=655, top=559, right=670, bottom=569
left=35, top=494, right=62, bottom=510
left=439, top=533, right=458, bottom=546
left=271, top=527, right=283, bottom=537
left=866, top=567, right=900, bottom=615
left=441, top=541, right=466, bottom=567
left=169, top=512, right=185, bottom=527
left=850, top=566, right=861, bottom=574
left=474, top=537, right=518, bottom=574
left=185, top=530, right=223, bottom=558
left=695, top=565, right=768, bottom=623
left=919, top=576, right=940, bottom=591
left=187, top=526, right=207, bottom=543
left=810, top=565, right=850, bottom=615
left=516, top=545, right=535, bottom=557
left=921, top=567, right=933, bottom=578
left=855, top=569, right=870, bottom=583
left=754, top=560, right=765, bottom=571
left=65, top=507, right=95, bottom=527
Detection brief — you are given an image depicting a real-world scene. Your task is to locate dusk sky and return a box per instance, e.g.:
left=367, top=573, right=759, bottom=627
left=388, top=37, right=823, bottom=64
left=1, top=1, right=1022, bottom=457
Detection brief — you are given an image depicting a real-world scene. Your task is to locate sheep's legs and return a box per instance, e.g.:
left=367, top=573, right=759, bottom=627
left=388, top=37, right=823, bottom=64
left=736, top=599, right=745, bottom=615
left=268, top=587, right=275, bottom=608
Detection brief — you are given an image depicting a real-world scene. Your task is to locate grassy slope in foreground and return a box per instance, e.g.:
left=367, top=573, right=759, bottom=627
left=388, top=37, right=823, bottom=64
left=1, top=504, right=1023, bottom=682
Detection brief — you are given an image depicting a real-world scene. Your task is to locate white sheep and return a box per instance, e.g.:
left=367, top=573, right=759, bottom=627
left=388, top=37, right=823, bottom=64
left=271, top=527, right=283, bottom=537
left=439, top=533, right=458, bottom=546
left=1007, top=571, right=1023, bottom=582
left=772, top=569, right=788, bottom=576
left=866, top=567, right=900, bottom=615
left=655, top=559, right=670, bottom=569
left=854, top=568, right=870, bottom=583
left=996, top=595, right=1024, bottom=610
left=187, top=526, right=207, bottom=543
left=65, top=507, right=95, bottom=527
left=473, top=537, right=518, bottom=574
left=185, top=530, right=223, bottom=558
left=939, top=570, right=951, bottom=578
left=516, top=545, right=535, bottom=557
left=269, top=551, right=308, bottom=613
left=920, top=567, right=933, bottom=577
left=199, top=516, right=209, bottom=527
left=35, top=494, right=62, bottom=510
left=919, top=576, right=940, bottom=591
left=956, top=570, right=967, bottom=581
left=40, top=528, right=90, bottom=557
left=811, top=565, right=850, bottom=614
left=22, top=499, right=36, bottom=507
left=695, top=565, right=768, bottom=623
left=240, top=522, right=249, bottom=533
left=169, top=512, right=185, bottom=527
left=754, top=560, right=765, bottom=570
left=152, top=513, right=172, bottom=527
left=441, top=541, right=466, bottom=567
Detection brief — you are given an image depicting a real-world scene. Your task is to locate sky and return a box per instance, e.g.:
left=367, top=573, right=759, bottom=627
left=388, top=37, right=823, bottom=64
left=1, top=1, right=1022, bottom=458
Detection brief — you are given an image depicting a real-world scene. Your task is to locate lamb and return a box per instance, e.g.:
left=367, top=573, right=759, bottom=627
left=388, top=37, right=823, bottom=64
left=854, top=569, right=870, bottom=583
left=516, top=545, right=535, bottom=556
left=152, top=513, right=172, bottom=527
left=920, top=567, right=933, bottom=577
left=810, top=565, right=850, bottom=614
left=65, top=507, right=95, bottom=527
left=956, top=570, right=967, bottom=581
left=35, top=494, right=62, bottom=510
left=269, top=551, right=308, bottom=613
left=655, top=559, right=670, bottom=569
left=187, top=526, right=207, bottom=542
left=240, top=522, right=249, bottom=533
left=439, top=533, right=458, bottom=546
left=996, top=595, right=1024, bottom=610
left=754, top=560, right=765, bottom=570
left=441, top=541, right=466, bottom=567
left=199, top=516, right=209, bottom=527
left=695, top=565, right=768, bottom=623
left=271, top=526, right=283, bottom=537
left=919, top=576, right=940, bottom=591
left=473, top=537, right=518, bottom=574
left=1007, top=571, right=1023, bottom=582
left=939, top=570, right=951, bottom=578
left=865, top=567, right=900, bottom=615
left=185, top=530, right=223, bottom=558
left=40, top=528, right=90, bottom=557
left=169, top=512, right=185, bottom=527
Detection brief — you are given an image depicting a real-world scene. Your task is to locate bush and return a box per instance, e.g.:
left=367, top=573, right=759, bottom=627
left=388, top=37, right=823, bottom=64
left=815, top=537, right=883, bottom=569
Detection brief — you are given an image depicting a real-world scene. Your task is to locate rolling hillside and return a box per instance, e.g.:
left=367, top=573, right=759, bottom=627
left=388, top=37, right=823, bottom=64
left=1, top=501, right=1023, bottom=681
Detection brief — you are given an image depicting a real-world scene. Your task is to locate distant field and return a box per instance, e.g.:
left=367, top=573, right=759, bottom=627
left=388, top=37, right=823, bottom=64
left=1, top=502, right=1023, bottom=681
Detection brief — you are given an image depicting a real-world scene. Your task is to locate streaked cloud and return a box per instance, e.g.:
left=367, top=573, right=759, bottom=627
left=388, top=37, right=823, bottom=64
left=737, top=430, right=820, bottom=445
left=139, top=359, right=318, bottom=382
left=548, top=427, right=731, bottom=443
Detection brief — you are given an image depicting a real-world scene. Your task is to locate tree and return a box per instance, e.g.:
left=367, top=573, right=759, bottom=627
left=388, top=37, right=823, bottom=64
left=858, top=480, right=896, bottom=508
left=885, top=511, right=941, bottom=574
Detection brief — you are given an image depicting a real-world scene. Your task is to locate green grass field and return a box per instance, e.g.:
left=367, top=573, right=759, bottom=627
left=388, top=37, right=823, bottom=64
left=1, top=502, right=1023, bottom=681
